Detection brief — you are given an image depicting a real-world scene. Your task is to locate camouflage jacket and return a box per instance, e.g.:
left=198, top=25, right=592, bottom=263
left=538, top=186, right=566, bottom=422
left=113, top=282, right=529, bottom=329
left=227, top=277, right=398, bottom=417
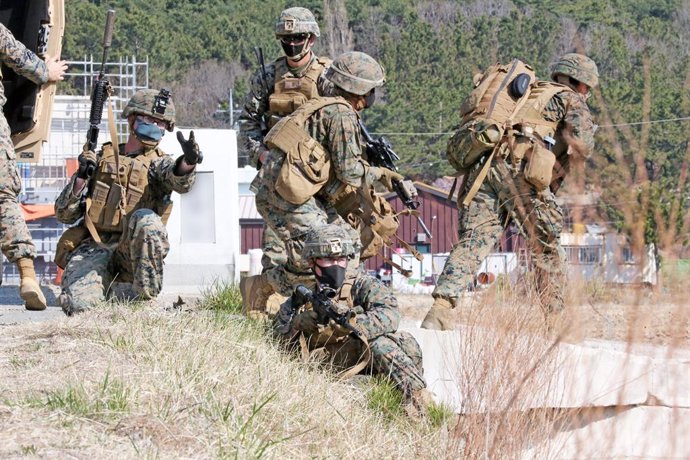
left=55, top=145, right=196, bottom=230
left=253, top=100, right=367, bottom=206
left=275, top=273, right=401, bottom=342
left=544, top=88, right=595, bottom=158
left=238, top=53, right=332, bottom=168
left=0, top=23, right=49, bottom=109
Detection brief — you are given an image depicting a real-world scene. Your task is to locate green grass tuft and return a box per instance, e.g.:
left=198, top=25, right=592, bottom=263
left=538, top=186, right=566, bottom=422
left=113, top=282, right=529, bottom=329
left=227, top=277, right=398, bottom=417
left=201, top=279, right=244, bottom=314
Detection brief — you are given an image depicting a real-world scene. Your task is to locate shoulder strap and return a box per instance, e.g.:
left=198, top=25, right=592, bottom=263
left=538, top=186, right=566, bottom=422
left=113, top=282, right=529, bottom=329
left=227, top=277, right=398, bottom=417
left=290, top=96, right=351, bottom=126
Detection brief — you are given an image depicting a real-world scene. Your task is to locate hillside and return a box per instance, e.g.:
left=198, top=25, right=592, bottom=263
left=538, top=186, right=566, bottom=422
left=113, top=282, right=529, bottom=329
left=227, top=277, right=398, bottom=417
left=62, top=0, right=690, bottom=256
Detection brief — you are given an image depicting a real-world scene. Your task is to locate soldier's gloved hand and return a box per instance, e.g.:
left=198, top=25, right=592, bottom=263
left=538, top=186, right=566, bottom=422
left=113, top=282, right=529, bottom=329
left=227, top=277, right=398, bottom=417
left=77, top=150, right=97, bottom=179
left=176, top=130, right=203, bottom=165
left=378, top=168, right=405, bottom=191
left=292, top=310, right=318, bottom=334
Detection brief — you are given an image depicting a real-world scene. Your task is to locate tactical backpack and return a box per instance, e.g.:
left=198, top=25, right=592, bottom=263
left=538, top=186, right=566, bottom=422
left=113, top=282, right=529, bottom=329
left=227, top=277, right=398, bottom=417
left=264, top=96, right=350, bottom=205
left=449, top=59, right=536, bottom=174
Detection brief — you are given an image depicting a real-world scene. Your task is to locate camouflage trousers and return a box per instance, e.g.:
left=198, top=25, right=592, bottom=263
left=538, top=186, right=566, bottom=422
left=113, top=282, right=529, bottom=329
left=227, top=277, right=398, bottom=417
left=0, top=115, right=36, bottom=262
left=255, top=192, right=360, bottom=296
left=307, top=330, right=426, bottom=396
left=59, top=209, right=170, bottom=315
left=434, top=158, right=566, bottom=312
left=261, top=224, right=287, bottom=271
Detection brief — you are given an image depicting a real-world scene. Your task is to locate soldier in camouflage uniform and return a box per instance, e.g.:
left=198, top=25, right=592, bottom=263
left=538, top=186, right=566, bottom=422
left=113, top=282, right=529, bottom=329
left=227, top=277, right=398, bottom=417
left=252, top=51, right=403, bottom=298
left=422, top=53, right=598, bottom=330
left=239, top=7, right=332, bottom=313
left=54, top=89, right=200, bottom=315
left=274, top=224, right=432, bottom=412
left=1, top=23, right=67, bottom=310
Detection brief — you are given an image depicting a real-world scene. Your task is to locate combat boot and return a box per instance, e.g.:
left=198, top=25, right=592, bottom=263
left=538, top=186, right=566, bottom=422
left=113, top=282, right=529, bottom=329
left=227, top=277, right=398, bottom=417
left=17, top=258, right=47, bottom=311
left=420, top=297, right=454, bottom=330
left=240, top=273, right=274, bottom=318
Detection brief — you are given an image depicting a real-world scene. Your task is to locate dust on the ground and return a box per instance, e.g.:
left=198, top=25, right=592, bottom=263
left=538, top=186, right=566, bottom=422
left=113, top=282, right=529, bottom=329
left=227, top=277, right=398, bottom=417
left=396, top=287, right=690, bottom=347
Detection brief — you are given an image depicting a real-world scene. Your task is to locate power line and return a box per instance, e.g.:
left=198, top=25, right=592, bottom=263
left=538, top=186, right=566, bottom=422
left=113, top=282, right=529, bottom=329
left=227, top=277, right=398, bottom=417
left=371, top=115, right=690, bottom=136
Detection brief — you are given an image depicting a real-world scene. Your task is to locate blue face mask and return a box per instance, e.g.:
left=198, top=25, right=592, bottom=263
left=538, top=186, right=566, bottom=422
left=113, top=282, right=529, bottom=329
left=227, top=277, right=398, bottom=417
left=134, top=119, right=164, bottom=144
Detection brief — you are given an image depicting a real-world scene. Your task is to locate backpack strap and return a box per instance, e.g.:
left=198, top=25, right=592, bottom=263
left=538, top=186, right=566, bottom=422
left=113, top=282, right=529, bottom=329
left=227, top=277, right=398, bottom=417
left=289, top=96, right=351, bottom=126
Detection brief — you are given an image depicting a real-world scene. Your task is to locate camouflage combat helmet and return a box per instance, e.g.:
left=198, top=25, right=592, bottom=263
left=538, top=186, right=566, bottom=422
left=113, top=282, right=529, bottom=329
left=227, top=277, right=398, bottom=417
left=275, top=7, right=320, bottom=37
left=324, top=51, right=385, bottom=96
left=121, top=88, right=176, bottom=131
left=303, top=224, right=357, bottom=259
left=550, top=53, right=599, bottom=89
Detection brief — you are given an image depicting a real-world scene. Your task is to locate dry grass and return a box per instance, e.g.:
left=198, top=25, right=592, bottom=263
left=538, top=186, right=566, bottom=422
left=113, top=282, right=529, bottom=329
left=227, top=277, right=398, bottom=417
left=0, top=299, right=451, bottom=459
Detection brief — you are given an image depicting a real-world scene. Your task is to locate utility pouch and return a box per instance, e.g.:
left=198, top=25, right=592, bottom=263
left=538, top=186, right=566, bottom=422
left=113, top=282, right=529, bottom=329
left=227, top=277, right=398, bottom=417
left=447, top=121, right=503, bottom=174
left=269, top=92, right=309, bottom=116
left=266, top=117, right=330, bottom=205
left=510, top=136, right=533, bottom=164
left=524, top=143, right=556, bottom=191
left=55, top=225, right=89, bottom=269
left=102, top=182, right=124, bottom=228
left=87, top=180, right=109, bottom=224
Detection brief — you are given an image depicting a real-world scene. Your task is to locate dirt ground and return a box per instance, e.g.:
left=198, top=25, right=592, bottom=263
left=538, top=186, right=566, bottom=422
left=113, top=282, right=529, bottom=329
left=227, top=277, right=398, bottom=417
left=396, top=287, right=690, bottom=347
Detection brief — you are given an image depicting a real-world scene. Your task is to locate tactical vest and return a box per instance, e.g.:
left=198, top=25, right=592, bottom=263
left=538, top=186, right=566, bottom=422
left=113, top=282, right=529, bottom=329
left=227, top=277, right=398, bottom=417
left=267, top=56, right=331, bottom=127
left=87, top=143, right=172, bottom=235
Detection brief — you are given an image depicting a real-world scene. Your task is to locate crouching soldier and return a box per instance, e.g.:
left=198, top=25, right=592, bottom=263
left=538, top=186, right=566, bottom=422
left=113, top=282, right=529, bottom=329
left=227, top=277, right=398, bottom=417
left=274, top=223, right=433, bottom=415
left=54, top=89, right=201, bottom=315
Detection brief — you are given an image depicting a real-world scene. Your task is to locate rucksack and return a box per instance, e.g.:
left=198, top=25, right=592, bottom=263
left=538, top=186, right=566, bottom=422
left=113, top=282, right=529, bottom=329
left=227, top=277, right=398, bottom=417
left=447, top=59, right=536, bottom=174
left=264, top=97, right=350, bottom=205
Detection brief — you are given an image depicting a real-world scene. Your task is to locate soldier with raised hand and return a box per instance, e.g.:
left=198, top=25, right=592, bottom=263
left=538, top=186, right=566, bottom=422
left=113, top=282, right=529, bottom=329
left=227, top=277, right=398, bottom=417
left=421, top=53, right=598, bottom=330
left=251, top=51, right=403, bottom=301
left=0, top=23, right=67, bottom=310
left=54, top=89, right=200, bottom=315
left=238, top=6, right=333, bottom=316
left=274, top=223, right=432, bottom=416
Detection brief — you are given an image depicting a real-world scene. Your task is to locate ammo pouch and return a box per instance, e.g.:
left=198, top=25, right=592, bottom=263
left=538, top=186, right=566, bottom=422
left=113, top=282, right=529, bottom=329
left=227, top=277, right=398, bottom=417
left=447, top=120, right=503, bottom=174
left=55, top=225, right=89, bottom=269
left=269, top=91, right=309, bottom=117
left=333, top=186, right=400, bottom=261
left=523, top=143, right=556, bottom=191
left=266, top=116, right=330, bottom=205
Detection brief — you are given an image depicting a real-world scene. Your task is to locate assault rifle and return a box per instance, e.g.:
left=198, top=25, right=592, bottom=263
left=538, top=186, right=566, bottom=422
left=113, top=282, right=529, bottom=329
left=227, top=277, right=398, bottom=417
left=359, top=121, right=432, bottom=239
left=84, top=9, right=116, bottom=178
left=253, top=46, right=270, bottom=135
left=292, top=284, right=362, bottom=339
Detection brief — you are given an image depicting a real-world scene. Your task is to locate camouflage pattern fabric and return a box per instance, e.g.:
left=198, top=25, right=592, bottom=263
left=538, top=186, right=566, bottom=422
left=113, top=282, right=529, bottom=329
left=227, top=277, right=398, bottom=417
left=274, top=274, right=427, bottom=396
left=324, top=51, right=385, bottom=96
left=435, top=86, right=594, bottom=313
left=275, top=7, right=320, bottom=36
left=261, top=224, right=287, bottom=271
left=55, top=146, right=196, bottom=314
left=550, top=53, right=599, bottom=89
left=252, top=101, right=367, bottom=296
left=0, top=24, right=50, bottom=263
left=58, top=209, right=170, bottom=315
left=238, top=54, right=332, bottom=169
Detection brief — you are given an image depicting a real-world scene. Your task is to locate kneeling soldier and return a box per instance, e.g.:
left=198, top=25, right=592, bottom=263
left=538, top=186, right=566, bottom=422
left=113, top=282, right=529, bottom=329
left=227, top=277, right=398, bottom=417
left=274, top=223, right=432, bottom=413
left=54, top=89, right=200, bottom=315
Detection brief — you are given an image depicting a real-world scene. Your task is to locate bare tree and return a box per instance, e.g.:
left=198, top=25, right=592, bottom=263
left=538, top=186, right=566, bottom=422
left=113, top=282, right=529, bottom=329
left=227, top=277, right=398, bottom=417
left=322, top=0, right=354, bottom=58
left=163, top=59, right=248, bottom=128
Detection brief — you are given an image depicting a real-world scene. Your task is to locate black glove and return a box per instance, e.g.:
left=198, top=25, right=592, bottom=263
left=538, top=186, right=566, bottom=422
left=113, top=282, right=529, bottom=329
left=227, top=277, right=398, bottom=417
left=177, top=130, right=203, bottom=165
left=77, top=150, right=97, bottom=179
left=292, top=310, right=319, bottom=334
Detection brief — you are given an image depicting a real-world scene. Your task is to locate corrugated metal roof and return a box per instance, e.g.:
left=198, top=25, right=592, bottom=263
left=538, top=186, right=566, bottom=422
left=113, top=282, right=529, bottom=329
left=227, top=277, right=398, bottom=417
left=239, top=195, right=262, bottom=220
